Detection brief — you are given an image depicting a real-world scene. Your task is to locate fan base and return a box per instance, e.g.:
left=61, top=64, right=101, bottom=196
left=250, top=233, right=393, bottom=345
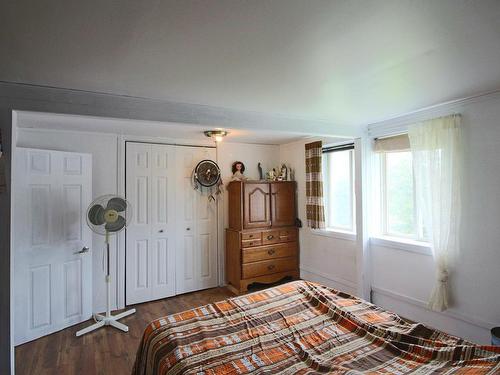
left=75, top=308, right=136, bottom=336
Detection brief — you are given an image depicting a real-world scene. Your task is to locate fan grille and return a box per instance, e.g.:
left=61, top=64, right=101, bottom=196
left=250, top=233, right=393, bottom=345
left=86, top=195, right=132, bottom=235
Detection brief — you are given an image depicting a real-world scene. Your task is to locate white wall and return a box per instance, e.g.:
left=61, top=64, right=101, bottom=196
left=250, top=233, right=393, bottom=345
left=217, top=142, right=280, bottom=182
left=15, top=124, right=282, bottom=313
left=279, top=138, right=358, bottom=295
left=369, top=93, right=500, bottom=344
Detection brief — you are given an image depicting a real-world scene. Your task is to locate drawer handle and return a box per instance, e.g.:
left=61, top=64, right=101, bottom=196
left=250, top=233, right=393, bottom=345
left=248, top=234, right=254, bottom=238
left=267, top=235, right=274, bottom=240
left=267, top=264, right=276, bottom=271
left=267, top=249, right=275, bottom=255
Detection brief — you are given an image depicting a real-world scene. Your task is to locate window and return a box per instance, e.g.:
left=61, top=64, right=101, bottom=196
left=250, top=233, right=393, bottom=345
left=380, top=150, right=427, bottom=241
left=322, top=146, right=355, bottom=232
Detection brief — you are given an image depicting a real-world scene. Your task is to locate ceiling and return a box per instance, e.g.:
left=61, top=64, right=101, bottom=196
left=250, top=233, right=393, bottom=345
left=15, top=111, right=315, bottom=145
left=2, top=0, right=500, bottom=130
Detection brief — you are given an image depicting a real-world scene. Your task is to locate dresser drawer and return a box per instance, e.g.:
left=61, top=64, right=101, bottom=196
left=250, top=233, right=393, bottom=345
left=241, top=232, right=261, bottom=241
left=262, top=230, right=280, bottom=245
left=242, top=242, right=297, bottom=264
left=279, top=228, right=297, bottom=242
left=242, top=257, right=297, bottom=279
left=241, top=238, right=262, bottom=248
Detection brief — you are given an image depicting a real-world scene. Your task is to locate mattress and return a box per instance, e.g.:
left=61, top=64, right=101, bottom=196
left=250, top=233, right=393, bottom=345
left=133, top=280, right=500, bottom=374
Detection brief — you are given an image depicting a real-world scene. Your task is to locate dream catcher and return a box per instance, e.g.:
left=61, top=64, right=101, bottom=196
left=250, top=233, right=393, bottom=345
left=192, top=159, right=223, bottom=201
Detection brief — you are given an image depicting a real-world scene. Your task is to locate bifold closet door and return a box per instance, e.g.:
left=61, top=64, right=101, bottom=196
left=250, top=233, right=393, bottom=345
left=175, top=146, right=218, bottom=294
left=13, top=148, right=93, bottom=345
left=126, top=143, right=176, bottom=305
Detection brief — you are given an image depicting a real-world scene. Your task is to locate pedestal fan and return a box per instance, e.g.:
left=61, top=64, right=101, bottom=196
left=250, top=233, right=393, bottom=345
left=76, top=195, right=136, bottom=337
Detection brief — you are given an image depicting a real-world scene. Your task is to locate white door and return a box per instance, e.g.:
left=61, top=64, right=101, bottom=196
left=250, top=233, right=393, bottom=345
left=13, top=148, right=93, bottom=345
left=175, top=146, right=218, bottom=294
left=126, top=143, right=176, bottom=305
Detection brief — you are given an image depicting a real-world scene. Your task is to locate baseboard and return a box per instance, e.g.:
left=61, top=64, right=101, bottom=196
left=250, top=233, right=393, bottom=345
left=371, top=285, right=498, bottom=344
left=300, top=266, right=357, bottom=295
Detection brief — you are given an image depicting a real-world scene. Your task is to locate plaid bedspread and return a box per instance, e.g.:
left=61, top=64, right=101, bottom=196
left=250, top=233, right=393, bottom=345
left=133, top=281, right=500, bottom=374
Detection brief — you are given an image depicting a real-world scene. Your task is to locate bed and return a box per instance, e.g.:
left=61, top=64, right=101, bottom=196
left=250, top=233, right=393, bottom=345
left=133, top=281, right=500, bottom=374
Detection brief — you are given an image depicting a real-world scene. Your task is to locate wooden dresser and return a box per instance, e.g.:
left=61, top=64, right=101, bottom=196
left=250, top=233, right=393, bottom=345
left=226, top=181, right=299, bottom=294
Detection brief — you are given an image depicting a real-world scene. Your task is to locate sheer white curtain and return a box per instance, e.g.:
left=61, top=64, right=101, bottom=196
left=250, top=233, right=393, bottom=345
left=408, top=114, right=462, bottom=312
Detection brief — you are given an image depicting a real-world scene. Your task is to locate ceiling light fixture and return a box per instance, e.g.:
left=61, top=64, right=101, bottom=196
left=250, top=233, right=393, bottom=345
left=204, top=130, right=228, bottom=142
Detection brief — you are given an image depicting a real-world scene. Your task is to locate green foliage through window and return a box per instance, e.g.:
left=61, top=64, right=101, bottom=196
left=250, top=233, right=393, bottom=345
left=384, top=152, right=415, bottom=237
left=323, top=150, right=354, bottom=231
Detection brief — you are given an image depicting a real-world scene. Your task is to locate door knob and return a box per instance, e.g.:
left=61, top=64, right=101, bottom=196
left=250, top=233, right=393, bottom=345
left=75, top=246, right=90, bottom=255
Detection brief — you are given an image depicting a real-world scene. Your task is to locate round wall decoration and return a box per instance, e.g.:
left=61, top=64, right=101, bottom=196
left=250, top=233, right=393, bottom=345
left=192, top=159, right=223, bottom=200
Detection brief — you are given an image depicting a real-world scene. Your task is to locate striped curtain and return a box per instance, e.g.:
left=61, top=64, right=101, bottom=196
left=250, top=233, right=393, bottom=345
left=305, top=141, right=325, bottom=229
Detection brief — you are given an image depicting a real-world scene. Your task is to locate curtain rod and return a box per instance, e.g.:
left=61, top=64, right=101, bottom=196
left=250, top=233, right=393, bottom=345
left=372, top=113, right=462, bottom=140
left=373, top=132, right=408, bottom=141
left=322, top=142, right=354, bottom=154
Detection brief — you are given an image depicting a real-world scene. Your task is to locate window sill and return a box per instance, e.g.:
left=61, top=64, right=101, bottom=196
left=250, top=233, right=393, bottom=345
left=370, top=236, right=432, bottom=256
left=311, top=228, right=357, bottom=241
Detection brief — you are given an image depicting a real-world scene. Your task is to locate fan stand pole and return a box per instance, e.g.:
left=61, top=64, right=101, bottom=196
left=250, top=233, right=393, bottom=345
left=76, top=231, right=136, bottom=337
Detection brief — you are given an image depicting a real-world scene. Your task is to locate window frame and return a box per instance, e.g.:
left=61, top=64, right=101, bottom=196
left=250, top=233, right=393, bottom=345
left=321, top=147, right=356, bottom=234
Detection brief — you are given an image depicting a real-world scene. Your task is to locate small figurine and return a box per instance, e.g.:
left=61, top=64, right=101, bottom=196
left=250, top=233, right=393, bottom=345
left=266, top=168, right=275, bottom=181
left=231, top=161, right=247, bottom=181
left=258, top=162, right=263, bottom=180
left=279, top=164, right=288, bottom=181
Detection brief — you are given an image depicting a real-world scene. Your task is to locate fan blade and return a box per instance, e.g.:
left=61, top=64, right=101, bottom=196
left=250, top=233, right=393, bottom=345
left=105, top=215, right=126, bottom=232
left=106, top=197, right=127, bottom=212
left=88, top=205, right=106, bottom=226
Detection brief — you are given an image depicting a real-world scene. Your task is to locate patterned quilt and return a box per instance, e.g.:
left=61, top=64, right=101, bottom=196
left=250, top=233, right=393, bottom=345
left=133, top=281, right=500, bottom=374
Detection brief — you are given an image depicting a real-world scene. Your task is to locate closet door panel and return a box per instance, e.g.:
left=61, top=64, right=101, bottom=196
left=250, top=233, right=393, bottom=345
left=126, top=143, right=151, bottom=304
left=175, top=146, right=218, bottom=294
left=196, top=172, right=218, bottom=289
left=126, top=143, right=175, bottom=305
left=150, top=145, right=176, bottom=300
left=127, top=142, right=218, bottom=302
left=176, top=150, right=197, bottom=293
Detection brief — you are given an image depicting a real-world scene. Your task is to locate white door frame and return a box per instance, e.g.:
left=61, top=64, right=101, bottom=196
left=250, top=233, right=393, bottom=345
left=118, top=137, right=222, bottom=309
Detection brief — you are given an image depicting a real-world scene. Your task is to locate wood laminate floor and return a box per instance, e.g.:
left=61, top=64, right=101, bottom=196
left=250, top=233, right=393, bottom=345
left=15, top=287, right=235, bottom=375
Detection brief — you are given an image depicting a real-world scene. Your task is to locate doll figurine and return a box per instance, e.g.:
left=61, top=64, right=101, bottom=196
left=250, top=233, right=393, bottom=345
left=231, top=161, right=247, bottom=181
left=278, top=164, right=288, bottom=181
